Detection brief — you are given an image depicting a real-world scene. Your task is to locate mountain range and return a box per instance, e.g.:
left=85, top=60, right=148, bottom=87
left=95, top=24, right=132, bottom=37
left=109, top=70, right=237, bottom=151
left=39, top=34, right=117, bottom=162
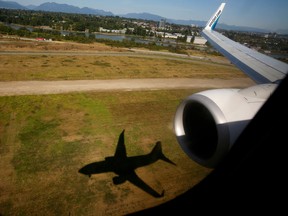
left=1, top=0, right=287, bottom=34
left=0, top=1, right=113, bottom=16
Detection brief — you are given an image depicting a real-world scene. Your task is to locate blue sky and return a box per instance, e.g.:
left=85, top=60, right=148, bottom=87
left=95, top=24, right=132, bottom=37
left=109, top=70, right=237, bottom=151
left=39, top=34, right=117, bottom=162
left=14, top=0, right=288, bottom=31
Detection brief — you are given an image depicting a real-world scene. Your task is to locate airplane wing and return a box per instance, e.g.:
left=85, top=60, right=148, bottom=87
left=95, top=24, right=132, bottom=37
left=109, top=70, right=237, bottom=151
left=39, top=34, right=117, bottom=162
left=114, top=129, right=127, bottom=159
left=201, top=3, right=288, bottom=84
left=174, top=2, right=288, bottom=168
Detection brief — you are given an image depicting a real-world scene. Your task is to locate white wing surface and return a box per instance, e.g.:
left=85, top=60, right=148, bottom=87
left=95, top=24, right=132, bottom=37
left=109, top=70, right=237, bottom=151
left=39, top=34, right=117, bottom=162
left=201, top=3, right=288, bottom=84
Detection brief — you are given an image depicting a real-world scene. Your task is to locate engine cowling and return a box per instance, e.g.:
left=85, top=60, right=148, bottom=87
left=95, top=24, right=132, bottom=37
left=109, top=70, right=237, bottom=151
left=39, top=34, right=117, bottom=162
left=174, top=84, right=276, bottom=168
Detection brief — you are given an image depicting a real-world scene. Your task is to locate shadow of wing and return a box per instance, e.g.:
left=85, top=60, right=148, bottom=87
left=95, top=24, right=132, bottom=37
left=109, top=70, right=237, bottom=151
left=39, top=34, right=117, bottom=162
left=79, top=161, right=113, bottom=176
left=126, top=171, right=164, bottom=198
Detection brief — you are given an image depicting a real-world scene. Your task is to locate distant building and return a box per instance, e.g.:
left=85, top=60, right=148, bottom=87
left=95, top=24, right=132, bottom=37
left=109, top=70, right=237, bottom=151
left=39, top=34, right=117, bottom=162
left=39, top=26, right=52, bottom=30
left=36, top=38, right=45, bottom=41
left=186, top=36, right=193, bottom=43
left=158, top=19, right=166, bottom=30
left=99, top=27, right=127, bottom=34
left=194, top=36, right=207, bottom=45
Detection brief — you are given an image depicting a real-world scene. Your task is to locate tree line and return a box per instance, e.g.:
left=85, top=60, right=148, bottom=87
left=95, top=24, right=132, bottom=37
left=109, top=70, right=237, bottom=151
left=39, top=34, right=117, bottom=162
left=0, top=8, right=193, bottom=37
left=0, top=8, right=196, bottom=54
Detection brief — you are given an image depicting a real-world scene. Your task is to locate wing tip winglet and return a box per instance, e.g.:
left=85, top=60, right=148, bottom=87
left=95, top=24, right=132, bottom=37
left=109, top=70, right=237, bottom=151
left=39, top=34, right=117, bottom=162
left=205, top=2, right=226, bottom=31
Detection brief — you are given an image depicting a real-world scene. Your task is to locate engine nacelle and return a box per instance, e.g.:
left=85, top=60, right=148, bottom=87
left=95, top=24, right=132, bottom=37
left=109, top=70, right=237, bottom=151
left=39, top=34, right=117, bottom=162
left=174, top=84, right=276, bottom=168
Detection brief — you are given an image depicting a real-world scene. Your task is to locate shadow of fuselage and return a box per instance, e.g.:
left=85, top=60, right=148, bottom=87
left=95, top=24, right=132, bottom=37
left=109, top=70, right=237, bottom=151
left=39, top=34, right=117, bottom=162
left=79, top=130, right=176, bottom=198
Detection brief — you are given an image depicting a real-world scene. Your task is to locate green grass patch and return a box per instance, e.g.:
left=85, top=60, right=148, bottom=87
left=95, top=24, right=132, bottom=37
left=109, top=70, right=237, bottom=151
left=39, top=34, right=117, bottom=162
left=14, top=119, right=61, bottom=173
left=0, top=90, right=211, bottom=215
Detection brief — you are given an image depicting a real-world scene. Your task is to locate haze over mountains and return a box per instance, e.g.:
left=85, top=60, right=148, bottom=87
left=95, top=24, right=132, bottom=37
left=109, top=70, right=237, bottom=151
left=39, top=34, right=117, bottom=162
left=0, top=0, right=287, bottom=33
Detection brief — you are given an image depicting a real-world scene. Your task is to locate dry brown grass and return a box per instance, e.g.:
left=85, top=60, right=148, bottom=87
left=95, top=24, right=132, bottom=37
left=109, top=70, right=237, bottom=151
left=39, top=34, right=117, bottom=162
left=0, top=54, right=245, bottom=81
left=0, top=37, right=246, bottom=81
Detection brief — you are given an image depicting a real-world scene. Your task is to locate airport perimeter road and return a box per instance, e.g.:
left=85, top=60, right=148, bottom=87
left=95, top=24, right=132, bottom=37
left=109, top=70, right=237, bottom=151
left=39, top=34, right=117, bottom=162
left=0, top=78, right=254, bottom=96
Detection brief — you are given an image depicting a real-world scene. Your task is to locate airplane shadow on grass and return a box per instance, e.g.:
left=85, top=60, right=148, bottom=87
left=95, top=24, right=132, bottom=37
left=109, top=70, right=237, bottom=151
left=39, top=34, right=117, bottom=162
left=79, top=129, right=176, bottom=198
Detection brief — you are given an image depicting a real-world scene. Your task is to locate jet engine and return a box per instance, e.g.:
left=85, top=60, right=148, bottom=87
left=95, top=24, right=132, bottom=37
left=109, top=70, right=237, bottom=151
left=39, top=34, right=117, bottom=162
left=174, top=84, right=276, bottom=168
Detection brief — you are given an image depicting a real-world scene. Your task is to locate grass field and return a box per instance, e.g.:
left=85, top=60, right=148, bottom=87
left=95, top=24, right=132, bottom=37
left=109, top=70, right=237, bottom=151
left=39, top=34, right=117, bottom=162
left=0, top=38, right=247, bottom=215
left=0, top=54, right=245, bottom=81
left=0, top=90, right=211, bottom=215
